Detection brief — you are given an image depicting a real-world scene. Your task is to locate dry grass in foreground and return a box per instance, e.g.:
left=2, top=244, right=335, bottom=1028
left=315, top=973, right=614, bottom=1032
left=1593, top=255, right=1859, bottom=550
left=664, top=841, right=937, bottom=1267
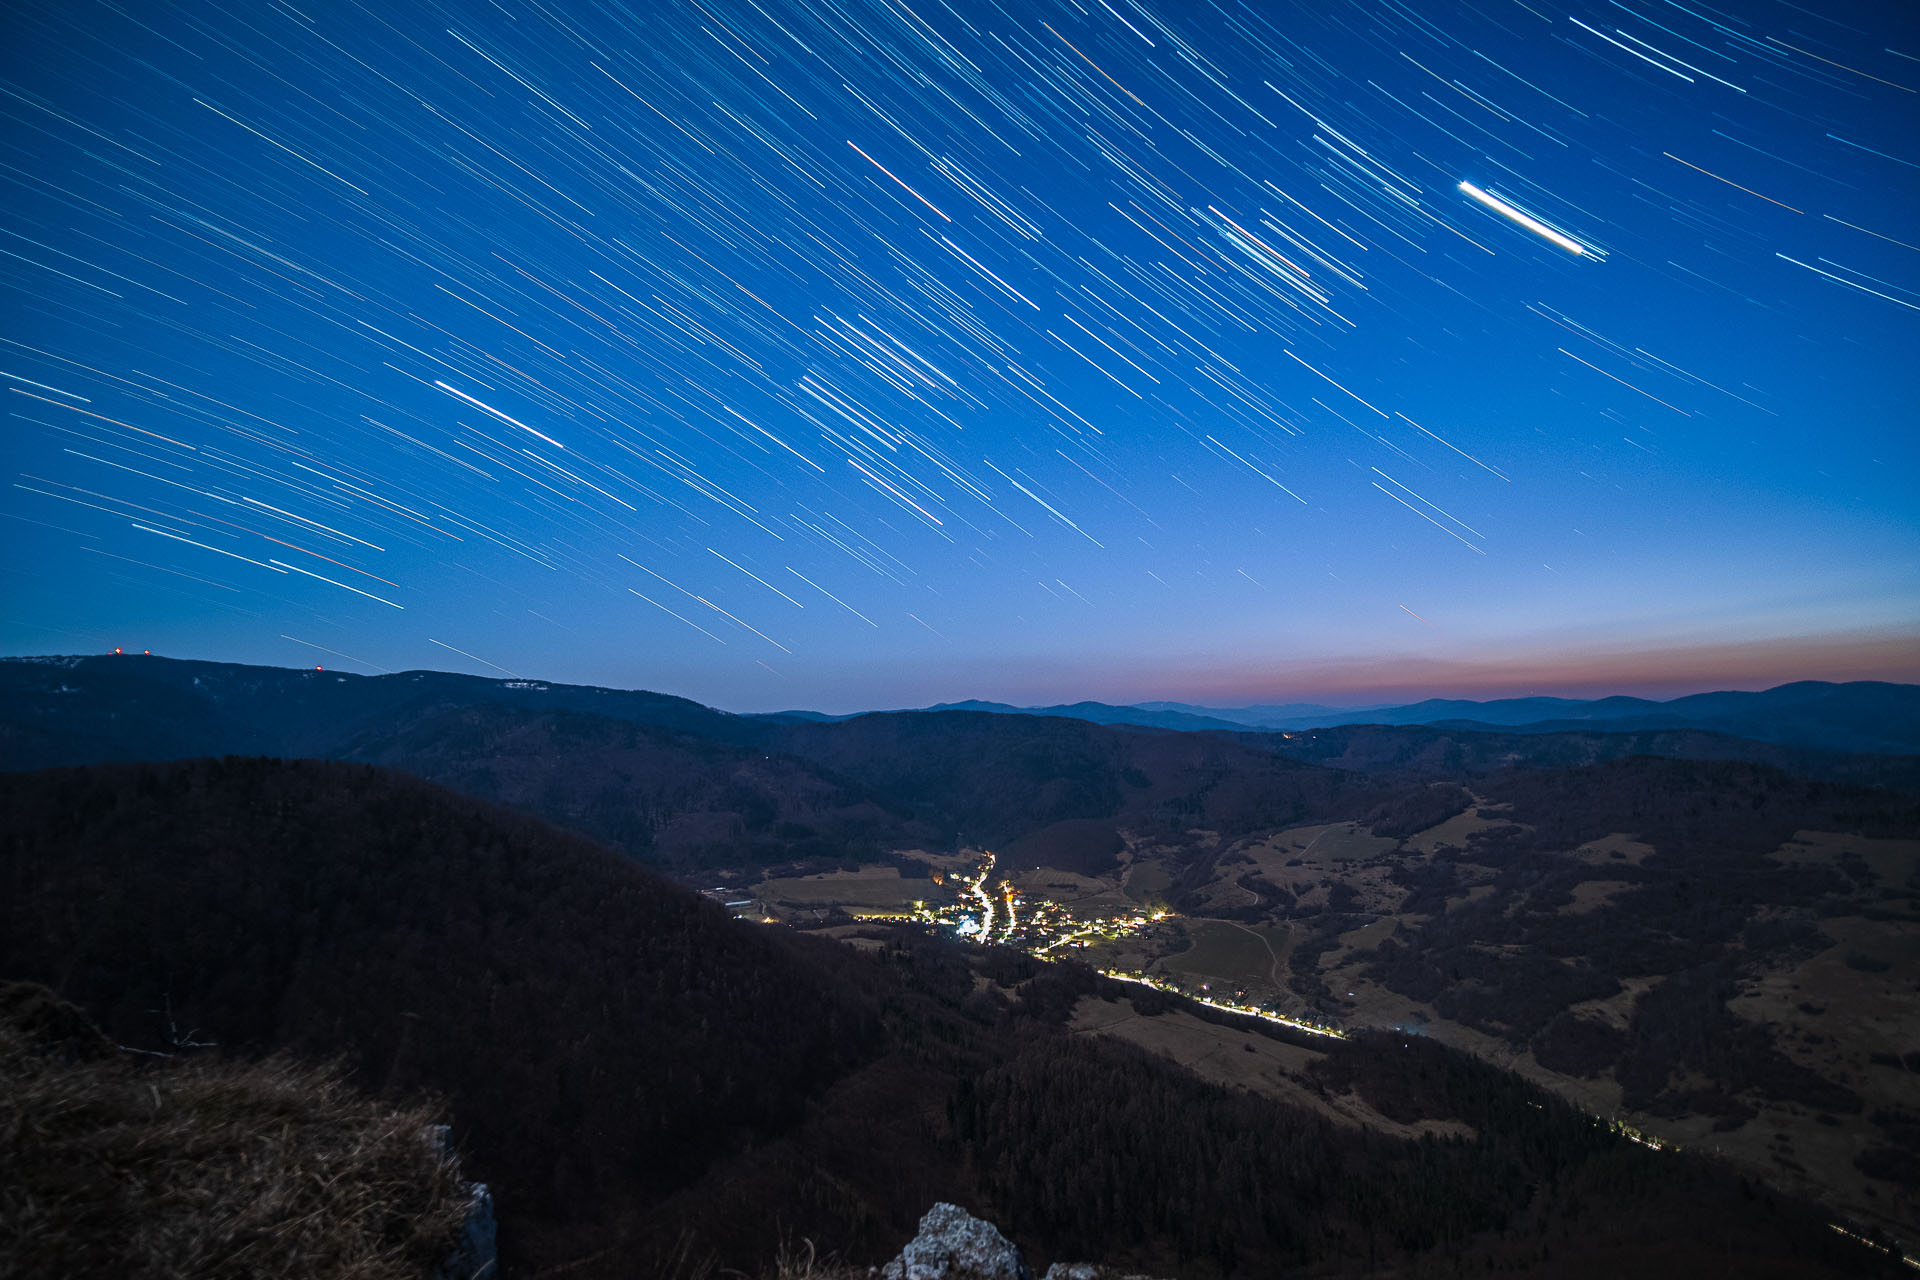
left=0, top=982, right=466, bottom=1280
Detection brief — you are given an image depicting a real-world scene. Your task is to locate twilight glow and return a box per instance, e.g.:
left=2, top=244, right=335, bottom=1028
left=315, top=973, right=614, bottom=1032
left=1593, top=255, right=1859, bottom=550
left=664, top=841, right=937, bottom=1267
left=2, top=0, right=1915, bottom=712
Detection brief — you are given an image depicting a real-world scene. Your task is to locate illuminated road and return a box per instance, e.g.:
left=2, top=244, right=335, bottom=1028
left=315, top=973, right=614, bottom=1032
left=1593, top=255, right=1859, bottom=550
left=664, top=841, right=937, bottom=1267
left=1099, top=969, right=1344, bottom=1040
left=962, top=851, right=997, bottom=940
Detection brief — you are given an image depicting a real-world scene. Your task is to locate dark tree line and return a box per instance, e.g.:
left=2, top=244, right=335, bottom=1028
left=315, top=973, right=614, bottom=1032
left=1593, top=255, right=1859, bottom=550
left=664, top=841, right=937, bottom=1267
left=1350, top=755, right=1916, bottom=1116
left=0, top=757, right=889, bottom=1271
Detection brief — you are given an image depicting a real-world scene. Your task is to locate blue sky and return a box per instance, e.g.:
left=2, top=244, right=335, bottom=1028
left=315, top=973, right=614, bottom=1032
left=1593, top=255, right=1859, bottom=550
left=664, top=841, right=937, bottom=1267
left=3, top=0, right=1915, bottom=711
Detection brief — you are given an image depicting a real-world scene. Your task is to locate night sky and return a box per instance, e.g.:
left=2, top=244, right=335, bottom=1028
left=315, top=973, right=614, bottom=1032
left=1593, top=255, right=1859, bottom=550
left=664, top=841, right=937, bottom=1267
left=3, top=0, right=1915, bottom=712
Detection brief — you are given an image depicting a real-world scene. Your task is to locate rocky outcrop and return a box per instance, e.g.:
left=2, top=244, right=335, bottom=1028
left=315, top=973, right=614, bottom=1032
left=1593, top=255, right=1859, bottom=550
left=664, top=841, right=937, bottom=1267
left=426, top=1124, right=498, bottom=1280
left=433, top=1180, right=496, bottom=1280
left=877, top=1204, right=1170, bottom=1280
left=879, top=1203, right=1029, bottom=1280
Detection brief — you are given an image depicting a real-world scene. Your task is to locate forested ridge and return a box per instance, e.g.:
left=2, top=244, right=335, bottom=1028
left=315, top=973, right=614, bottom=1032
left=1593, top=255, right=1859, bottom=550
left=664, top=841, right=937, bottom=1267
left=0, top=654, right=1396, bottom=865
left=1350, top=760, right=1920, bottom=1117
left=7, top=656, right=1914, bottom=879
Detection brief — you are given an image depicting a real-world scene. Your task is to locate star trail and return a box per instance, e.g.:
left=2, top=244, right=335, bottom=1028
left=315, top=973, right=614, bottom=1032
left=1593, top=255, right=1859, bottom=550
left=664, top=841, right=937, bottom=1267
left=2, top=0, right=1915, bottom=709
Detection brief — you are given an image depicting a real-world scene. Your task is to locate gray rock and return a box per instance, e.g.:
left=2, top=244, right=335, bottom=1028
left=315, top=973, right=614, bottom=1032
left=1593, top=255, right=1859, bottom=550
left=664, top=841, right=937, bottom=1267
left=879, top=1202, right=1031, bottom=1280
left=426, top=1124, right=498, bottom=1280
left=434, top=1180, right=496, bottom=1279
left=1040, top=1266, right=1172, bottom=1280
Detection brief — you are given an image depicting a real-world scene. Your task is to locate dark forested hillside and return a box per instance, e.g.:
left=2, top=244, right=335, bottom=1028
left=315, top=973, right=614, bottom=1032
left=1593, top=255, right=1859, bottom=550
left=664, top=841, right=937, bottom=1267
left=1213, top=681, right=1920, bottom=755
left=1480, top=755, right=1920, bottom=850
left=0, top=757, right=889, bottom=1271
left=0, top=655, right=1395, bottom=865
left=0, top=656, right=934, bottom=867
left=869, top=683, right=1920, bottom=756
left=1243, top=721, right=1920, bottom=790
left=761, top=708, right=1389, bottom=846
left=0, top=757, right=1905, bottom=1279
left=7, top=657, right=1913, bottom=882
left=335, top=700, right=922, bottom=866
left=1337, top=757, right=1916, bottom=1053
left=0, top=654, right=753, bottom=767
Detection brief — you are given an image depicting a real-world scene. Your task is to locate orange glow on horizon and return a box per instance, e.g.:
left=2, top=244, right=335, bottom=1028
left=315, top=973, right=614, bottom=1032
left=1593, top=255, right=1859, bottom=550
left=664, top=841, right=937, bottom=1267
left=1158, top=626, right=1920, bottom=707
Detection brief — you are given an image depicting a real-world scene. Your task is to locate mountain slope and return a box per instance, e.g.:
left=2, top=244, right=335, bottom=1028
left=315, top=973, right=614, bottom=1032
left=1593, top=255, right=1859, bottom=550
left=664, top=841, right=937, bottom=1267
left=7, top=656, right=1916, bottom=886
left=0, top=654, right=753, bottom=769
left=1137, top=682, right=1920, bottom=754
left=0, top=655, right=1396, bottom=865
left=1242, top=721, right=1920, bottom=791
left=0, top=756, right=889, bottom=1274
left=1, top=756, right=1901, bottom=1279
left=0, top=655, right=931, bottom=867
left=920, top=698, right=1254, bottom=733
left=760, top=708, right=1388, bottom=847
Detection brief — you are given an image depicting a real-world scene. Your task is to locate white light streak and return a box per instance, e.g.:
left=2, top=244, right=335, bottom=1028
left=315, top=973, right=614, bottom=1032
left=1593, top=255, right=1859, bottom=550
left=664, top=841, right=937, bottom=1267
left=269, top=558, right=404, bottom=608
left=1457, top=182, right=1590, bottom=255
left=434, top=381, right=566, bottom=449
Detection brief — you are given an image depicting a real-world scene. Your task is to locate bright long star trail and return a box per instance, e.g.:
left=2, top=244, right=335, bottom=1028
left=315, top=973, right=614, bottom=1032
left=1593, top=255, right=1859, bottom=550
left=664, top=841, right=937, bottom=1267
left=2, top=0, right=1916, bottom=709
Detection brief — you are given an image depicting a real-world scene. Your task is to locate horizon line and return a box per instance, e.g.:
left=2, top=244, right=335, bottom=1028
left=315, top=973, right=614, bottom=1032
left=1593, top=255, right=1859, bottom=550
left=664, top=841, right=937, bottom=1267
left=6, top=648, right=1912, bottom=719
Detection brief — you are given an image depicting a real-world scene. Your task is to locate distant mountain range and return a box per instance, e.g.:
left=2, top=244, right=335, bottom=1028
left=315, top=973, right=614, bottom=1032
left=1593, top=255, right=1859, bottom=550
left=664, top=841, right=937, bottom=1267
left=849, top=682, right=1920, bottom=756
left=4, top=655, right=1917, bottom=877
left=764, top=697, right=1380, bottom=734
left=0, top=653, right=1386, bottom=866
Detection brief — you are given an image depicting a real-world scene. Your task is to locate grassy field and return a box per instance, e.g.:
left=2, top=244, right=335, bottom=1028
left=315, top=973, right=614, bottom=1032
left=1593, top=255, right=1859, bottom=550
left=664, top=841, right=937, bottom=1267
left=1054, top=890, right=1146, bottom=916
left=1124, top=859, right=1172, bottom=902
left=1713, top=909, right=1920, bottom=1244
left=1241, top=822, right=1401, bottom=877
left=1069, top=995, right=1476, bottom=1142
left=754, top=866, right=933, bottom=908
left=1291, top=822, right=1402, bottom=863
left=1011, top=867, right=1117, bottom=904
left=1399, top=805, right=1507, bottom=854
left=1158, top=919, right=1289, bottom=994
left=1770, top=830, right=1920, bottom=889
left=1560, top=880, right=1635, bottom=914
left=1569, top=832, right=1654, bottom=865
left=1318, top=916, right=1396, bottom=971
left=894, top=850, right=985, bottom=879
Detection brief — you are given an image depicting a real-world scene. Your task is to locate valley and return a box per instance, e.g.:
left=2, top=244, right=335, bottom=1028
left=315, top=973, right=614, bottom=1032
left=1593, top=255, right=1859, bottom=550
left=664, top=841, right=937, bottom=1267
left=4, top=654, right=1917, bottom=1276
left=732, top=796, right=1920, bottom=1252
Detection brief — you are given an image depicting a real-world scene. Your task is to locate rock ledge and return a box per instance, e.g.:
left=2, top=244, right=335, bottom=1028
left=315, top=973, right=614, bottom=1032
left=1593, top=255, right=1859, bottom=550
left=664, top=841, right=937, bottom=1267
left=876, top=1203, right=1169, bottom=1280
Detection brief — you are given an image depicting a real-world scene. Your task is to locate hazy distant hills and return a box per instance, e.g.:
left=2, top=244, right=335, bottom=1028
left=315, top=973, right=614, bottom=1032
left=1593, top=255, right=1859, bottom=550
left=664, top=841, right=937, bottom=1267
left=0, top=652, right=755, bottom=760
left=761, top=697, right=1257, bottom=733
left=4, top=656, right=1916, bottom=874
left=1247, top=721, right=1920, bottom=792
left=11, top=655, right=1914, bottom=764
left=919, top=698, right=1256, bottom=733
left=0, top=654, right=1389, bottom=865
left=913, top=681, right=1920, bottom=756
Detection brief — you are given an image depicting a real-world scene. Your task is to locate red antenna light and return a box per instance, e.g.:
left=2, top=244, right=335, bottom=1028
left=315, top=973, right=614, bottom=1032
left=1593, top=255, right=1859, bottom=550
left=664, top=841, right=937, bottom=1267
left=317, top=665, right=324, bottom=671
left=113, top=647, right=122, bottom=655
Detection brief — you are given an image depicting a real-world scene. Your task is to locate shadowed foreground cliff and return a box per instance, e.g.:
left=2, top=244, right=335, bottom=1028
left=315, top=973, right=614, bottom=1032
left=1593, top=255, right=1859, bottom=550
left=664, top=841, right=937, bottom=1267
left=0, top=983, right=470, bottom=1280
